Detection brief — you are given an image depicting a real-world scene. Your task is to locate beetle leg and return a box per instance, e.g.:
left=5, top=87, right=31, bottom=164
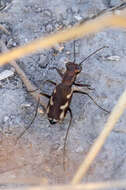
left=43, top=80, right=57, bottom=86
left=15, top=97, right=40, bottom=144
left=27, top=84, right=51, bottom=99
left=28, top=90, right=50, bottom=99
left=73, top=82, right=94, bottom=90
left=63, top=107, right=73, bottom=170
left=39, top=92, right=51, bottom=99
left=73, top=90, right=110, bottom=113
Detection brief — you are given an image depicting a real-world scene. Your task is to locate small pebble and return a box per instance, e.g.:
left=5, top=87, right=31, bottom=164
left=35, top=7, right=42, bottom=13
left=21, top=103, right=31, bottom=109
left=106, top=55, right=120, bottom=61
left=45, top=23, right=53, bottom=33
left=42, top=9, right=52, bottom=17
left=7, top=38, right=17, bottom=48
left=56, top=25, right=63, bottom=30
left=38, top=54, right=48, bottom=68
left=3, top=116, right=9, bottom=123
left=75, top=146, right=84, bottom=153
left=66, top=51, right=71, bottom=55
left=74, top=14, right=82, bottom=21
left=19, top=18, right=23, bottom=22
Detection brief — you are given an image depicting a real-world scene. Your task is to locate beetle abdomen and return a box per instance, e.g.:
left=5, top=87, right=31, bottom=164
left=47, top=83, right=73, bottom=124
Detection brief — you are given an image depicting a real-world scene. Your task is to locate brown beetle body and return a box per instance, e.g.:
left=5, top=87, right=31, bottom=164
left=16, top=45, right=109, bottom=169
left=47, top=62, right=82, bottom=124
left=47, top=83, right=72, bottom=124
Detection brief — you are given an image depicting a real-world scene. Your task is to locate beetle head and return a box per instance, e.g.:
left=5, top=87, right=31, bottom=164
left=66, top=62, right=82, bottom=74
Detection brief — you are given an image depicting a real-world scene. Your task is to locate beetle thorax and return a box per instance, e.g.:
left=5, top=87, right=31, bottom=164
left=62, top=71, right=77, bottom=86
left=62, top=62, right=82, bottom=86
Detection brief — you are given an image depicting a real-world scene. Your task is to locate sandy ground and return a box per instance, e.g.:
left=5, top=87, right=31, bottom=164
left=0, top=0, right=126, bottom=188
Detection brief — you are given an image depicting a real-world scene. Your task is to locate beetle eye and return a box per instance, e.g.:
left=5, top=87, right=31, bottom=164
left=75, top=65, right=82, bottom=73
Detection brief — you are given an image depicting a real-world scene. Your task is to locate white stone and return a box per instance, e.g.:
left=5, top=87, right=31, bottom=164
left=0, top=70, right=14, bottom=81
left=74, top=14, right=82, bottom=21
left=106, top=56, right=120, bottom=61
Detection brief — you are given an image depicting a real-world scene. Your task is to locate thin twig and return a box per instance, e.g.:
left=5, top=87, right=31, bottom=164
left=0, top=41, right=47, bottom=111
left=0, top=24, right=10, bottom=35
left=15, top=97, right=40, bottom=143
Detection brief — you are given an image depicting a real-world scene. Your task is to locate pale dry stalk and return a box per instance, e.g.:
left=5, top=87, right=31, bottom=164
left=0, top=41, right=47, bottom=111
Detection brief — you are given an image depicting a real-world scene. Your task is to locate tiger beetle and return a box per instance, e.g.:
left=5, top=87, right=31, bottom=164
left=16, top=41, right=110, bottom=169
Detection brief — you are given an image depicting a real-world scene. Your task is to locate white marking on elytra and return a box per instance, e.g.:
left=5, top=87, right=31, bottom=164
left=60, top=101, right=69, bottom=110
left=53, top=118, right=58, bottom=122
left=49, top=118, right=58, bottom=122
left=66, top=90, right=73, bottom=99
left=59, top=111, right=65, bottom=120
left=50, top=96, right=53, bottom=105
left=46, top=106, right=49, bottom=114
left=54, top=88, right=56, bottom=94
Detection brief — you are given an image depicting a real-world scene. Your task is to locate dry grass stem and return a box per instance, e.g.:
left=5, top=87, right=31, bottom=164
left=72, top=90, right=126, bottom=184
left=1, top=179, right=126, bottom=190
left=0, top=13, right=126, bottom=66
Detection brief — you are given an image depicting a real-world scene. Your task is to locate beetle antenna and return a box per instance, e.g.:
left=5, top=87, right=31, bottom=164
left=15, top=97, right=40, bottom=144
left=73, top=40, right=76, bottom=63
left=79, top=46, right=109, bottom=66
